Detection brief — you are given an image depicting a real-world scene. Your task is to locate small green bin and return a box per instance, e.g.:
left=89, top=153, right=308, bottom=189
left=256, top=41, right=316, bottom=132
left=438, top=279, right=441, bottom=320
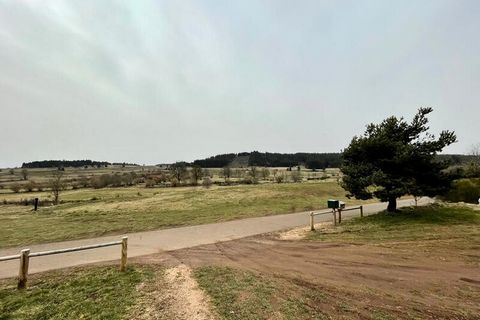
left=327, top=199, right=339, bottom=209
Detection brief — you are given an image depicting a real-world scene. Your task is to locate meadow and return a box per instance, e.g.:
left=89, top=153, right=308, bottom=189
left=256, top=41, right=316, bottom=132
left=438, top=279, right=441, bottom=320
left=0, top=181, right=362, bottom=248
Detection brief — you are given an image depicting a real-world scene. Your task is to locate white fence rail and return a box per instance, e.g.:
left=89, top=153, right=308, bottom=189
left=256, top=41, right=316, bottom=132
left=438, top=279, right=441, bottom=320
left=309, top=205, right=363, bottom=231
left=0, top=236, right=128, bottom=289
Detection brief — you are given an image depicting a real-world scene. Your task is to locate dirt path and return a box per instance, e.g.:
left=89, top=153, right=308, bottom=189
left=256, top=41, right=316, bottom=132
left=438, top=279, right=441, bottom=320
left=0, top=198, right=432, bottom=279
left=130, top=264, right=216, bottom=320
left=163, top=265, right=216, bottom=320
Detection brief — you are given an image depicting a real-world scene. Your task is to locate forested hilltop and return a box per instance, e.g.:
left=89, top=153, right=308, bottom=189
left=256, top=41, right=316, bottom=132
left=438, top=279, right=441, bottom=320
left=19, top=153, right=473, bottom=169
left=192, top=152, right=474, bottom=169
left=21, top=160, right=137, bottom=168
left=193, top=152, right=342, bottom=169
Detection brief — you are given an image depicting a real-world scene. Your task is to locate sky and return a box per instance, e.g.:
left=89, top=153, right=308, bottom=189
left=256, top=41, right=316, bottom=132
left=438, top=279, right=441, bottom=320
left=0, top=0, right=479, bottom=167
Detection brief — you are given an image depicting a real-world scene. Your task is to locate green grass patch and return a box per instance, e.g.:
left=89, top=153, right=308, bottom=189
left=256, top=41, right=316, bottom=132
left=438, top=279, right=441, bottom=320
left=307, top=204, right=480, bottom=243
left=195, top=266, right=325, bottom=320
left=0, top=266, right=153, bottom=320
left=0, top=182, right=368, bottom=248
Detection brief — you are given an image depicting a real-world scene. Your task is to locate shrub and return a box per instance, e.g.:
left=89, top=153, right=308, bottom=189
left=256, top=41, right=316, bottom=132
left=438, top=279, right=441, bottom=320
left=275, top=175, right=284, bottom=183
left=202, top=177, right=212, bottom=188
left=261, top=168, right=270, bottom=180
left=291, top=171, right=302, bottom=183
left=444, top=178, right=480, bottom=204
left=169, top=177, right=180, bottom=187
left=465, top=163, right=480, bottom=178
left=25, top=181, right=37, bottom=192
left=10, top=183, right=21, bottom=193
left=91, top=174, right=115, bottom=189
left=78, top=175, right=90, bottom=188
left=145, top=179, right=155, bottom=188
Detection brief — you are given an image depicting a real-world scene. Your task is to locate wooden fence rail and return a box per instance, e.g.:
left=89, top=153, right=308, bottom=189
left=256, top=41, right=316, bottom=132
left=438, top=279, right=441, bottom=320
left=0, top=236, right=128, bottom=289
left=310, top=205, right=363, bottom=231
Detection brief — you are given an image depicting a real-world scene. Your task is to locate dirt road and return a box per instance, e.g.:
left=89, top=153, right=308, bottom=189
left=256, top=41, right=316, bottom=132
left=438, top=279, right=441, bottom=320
left=0, top=198, right=431, bottom=278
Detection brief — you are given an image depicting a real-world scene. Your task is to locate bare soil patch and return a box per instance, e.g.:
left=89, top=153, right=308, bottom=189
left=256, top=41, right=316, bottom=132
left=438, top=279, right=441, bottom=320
left=151, top=235, right=480, bottom=319
left=129, top=262, right=216, bottom=320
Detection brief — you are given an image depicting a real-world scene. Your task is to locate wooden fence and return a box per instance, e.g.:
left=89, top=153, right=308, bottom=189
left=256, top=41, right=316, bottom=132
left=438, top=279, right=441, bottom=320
left=0, top=236, right=128, bottom=289
left=310, top=205, right=363, bottom=231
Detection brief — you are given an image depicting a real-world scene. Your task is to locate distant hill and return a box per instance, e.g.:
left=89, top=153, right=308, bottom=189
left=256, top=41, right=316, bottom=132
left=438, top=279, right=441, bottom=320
left=21, top=160, right=137, bottom=168
left=192, top=152, right=475, bottom=169
left=193, top=152, right=342, bottom=169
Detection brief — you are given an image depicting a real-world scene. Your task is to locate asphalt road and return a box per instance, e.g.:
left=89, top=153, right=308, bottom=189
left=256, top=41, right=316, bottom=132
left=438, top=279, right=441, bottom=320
left=0, top=198, right=432, bottom=279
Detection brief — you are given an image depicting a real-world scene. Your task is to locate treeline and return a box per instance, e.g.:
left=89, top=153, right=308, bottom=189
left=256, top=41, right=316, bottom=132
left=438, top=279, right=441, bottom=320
left=192, top=153, right=237, bottom=168
left=192, top=152, right=475, bottom=169
left=192, top=152, right=342, bottom=169
left=248, top=151, right=342, bottom=168
left=22, top=160, right=111, bottom=168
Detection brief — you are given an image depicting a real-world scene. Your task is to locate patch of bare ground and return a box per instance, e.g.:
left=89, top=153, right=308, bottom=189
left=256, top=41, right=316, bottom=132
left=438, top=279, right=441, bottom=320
left=129, top=263, right=216, bottom=320
left=278, top=222, right=331, bottom=240
left=163, top=236, right=480, bottom=319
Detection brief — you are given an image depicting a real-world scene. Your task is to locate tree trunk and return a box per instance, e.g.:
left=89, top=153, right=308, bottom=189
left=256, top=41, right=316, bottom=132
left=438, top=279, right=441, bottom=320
left=387, top=197, right=397, bottom=212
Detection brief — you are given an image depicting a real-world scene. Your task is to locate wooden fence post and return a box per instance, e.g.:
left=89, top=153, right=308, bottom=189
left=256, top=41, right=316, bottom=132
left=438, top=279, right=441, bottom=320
left=338, top=209, right=342, bottom=224
left=18, top=249, right=30, bottom=289
left=332, top=209, right=337, bottom=226
left=360, top=205, right=363, bottom=218
left=120, top=236, right=128, bottom=271
left=310, top=212, right=315, bottom=231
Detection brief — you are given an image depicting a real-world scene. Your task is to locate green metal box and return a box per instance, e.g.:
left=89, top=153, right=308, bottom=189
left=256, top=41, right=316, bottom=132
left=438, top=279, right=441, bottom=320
left=327, top=199, right=339, bottom=209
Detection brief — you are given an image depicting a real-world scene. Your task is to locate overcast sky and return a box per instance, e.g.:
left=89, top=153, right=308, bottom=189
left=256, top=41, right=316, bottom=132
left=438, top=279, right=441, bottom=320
left=0, top=0, right=479, bottom=167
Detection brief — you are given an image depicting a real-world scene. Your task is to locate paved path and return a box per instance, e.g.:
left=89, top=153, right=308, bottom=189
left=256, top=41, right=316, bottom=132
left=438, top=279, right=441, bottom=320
left=0, top=198, right=432, bottom=278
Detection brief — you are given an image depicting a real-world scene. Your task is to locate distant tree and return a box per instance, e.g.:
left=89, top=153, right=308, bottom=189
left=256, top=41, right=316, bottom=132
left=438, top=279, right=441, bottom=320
left=145, top=179, right=155, bottom=188
left=170, top=162, right=187, bottom=183
left=341, top=107, right=457, bottom=212
left=203, top=168, right=211, bottom=178
left=124, top=172, right=138, bottom=186
left=191, top=165, right=203, bottom=185
left=249, top=167, right=259, bottom=184
left=25, top=181, right=37, bottom=192
left=202, top=176, right=212, bottom=188
left=21, top=169, right=29, bottom=180
left=272, top=169, right=278, bottom=180
left=275, top=174, right=285, bottom=184
left=291, top=170, right=302, bottom=183
left=10, top=183, right=21, bottom=193
left=261, top=168, right=270, bottom=180
left=49, top=170, right=66, bottom=205
left=78, top=175, right=90, bottom=188
left=234, top=168, right=244, bottom=179
left=222, top=166, right=231, bottom=182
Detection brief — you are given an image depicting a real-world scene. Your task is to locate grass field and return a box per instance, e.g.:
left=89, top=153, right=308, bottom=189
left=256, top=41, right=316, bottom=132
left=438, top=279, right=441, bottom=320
left=0, top=266, right=153, bottom=320
left=195, top=266, right=320, bottom=320
left=0, top=182, right=364, bottom=248
left=307, top=203, right=480, bottom=245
